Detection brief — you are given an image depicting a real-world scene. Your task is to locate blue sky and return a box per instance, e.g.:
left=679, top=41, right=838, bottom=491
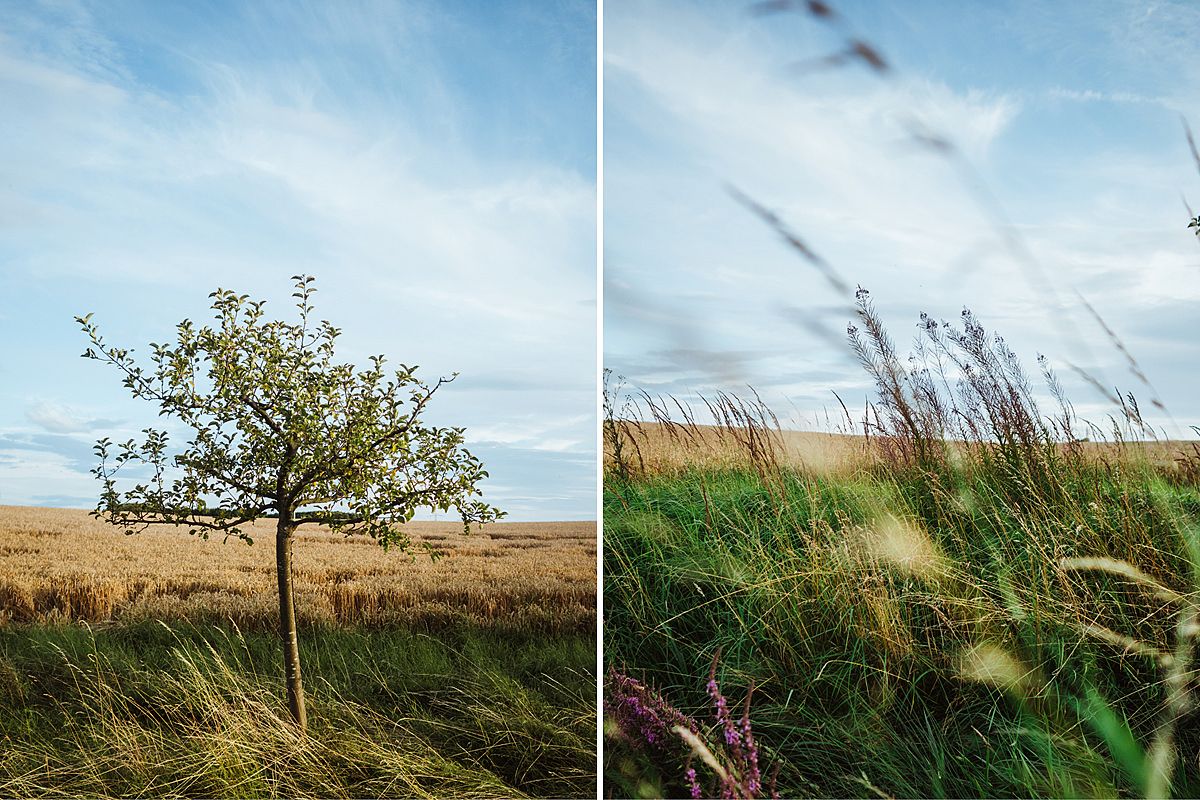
left=0, top=0, right=596, bottom=520
left=605, top=0, right=1200, bottom=437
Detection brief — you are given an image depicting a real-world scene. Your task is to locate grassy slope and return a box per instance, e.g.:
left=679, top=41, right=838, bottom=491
left=604, top=454, right=1200, bottom=798
left=0, top=621, right=595, bottom=799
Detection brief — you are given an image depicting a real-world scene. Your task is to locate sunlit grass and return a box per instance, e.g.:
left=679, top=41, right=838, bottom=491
left=0, top=620, right=595, bottom=798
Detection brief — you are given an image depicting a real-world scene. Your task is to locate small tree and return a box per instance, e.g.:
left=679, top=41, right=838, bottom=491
left=76, top=275, right=503, bottom=733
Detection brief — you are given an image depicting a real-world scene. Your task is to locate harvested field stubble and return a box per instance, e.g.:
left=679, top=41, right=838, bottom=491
left=0, top=507, right=595, bottom=632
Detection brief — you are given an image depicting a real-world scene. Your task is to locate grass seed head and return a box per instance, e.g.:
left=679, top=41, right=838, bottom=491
left=870, top=514, right=948, bottom=580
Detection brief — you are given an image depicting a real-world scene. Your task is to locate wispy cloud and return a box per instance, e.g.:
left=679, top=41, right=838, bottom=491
left=25, top=401, right=119, bottom=434
left=468, top=414, right=592, bottom=453
left=1046, top=87, right=1167, bottom=107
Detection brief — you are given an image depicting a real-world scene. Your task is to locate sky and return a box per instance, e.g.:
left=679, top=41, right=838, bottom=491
left=605, top=0, right=1200, bottom=438
left=0, top=0, right=596, bottom=520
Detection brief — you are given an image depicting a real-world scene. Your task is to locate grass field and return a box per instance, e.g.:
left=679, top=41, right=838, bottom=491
left=602, top=300, right=1200, bottom=798
left=0, top=507, right=597, bottom=798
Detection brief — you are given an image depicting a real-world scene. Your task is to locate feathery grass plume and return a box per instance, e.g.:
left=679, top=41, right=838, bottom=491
left=1059, top=557, right=1183, bottom=605
left=958, top=643, right=1039, bottom=695
left=868, top=514, right=949, bottom=581
left=603, top=369, right=646, bottom=482
left=1172, top=428, right=1200, bottom=485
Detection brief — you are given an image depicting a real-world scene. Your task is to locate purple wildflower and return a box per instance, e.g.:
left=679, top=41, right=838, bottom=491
left=709, top=652, right=744, bottom=767
left=704, top=650, right=772, bottom=799
left=604, top=666, right=699, bottom=758
left=740, top=683, right=761, bottom=795
left=605, top=655, right=776, bottom=799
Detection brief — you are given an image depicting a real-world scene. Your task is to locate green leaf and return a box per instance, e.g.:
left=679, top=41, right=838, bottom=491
left=1076, top=685, right=1148, bottom=796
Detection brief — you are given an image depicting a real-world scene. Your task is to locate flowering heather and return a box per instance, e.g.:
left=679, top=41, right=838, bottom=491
left=705, top=652, right=774, bottom=800
left=604, top=666, right=699, bottom=755
left=604, top=659, right=776, bottom=799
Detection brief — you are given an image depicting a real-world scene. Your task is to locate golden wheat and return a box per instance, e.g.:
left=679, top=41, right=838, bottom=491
left=611, top=421, right=871, bottom=475
left=0, top=506, right=595, bottom=632
left=612, top=421, right=1192, bottom=478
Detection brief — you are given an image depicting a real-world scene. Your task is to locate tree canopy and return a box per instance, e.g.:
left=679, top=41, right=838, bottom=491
left=76, top=274, right=503, bottom=548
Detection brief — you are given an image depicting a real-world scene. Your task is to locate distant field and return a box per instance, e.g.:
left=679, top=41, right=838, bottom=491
left=0, top=506, right=595, bottom=633
left=611, top=420, right=867, bottom=473
left=612, top=420, right=1197, bottom=476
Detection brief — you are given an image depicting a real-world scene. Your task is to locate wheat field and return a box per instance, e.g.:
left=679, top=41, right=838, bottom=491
left=611, top=419, right=1196, bottom=479
left=0, top=506, right=595, bottom=633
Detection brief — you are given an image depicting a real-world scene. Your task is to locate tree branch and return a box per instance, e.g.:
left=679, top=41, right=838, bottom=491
left=241, top=394, right=285, bottom=437
left=290, top=377, right=451, bottom=493
left=177, top=456, right=277, bottom=501
left=103, top=504, right=272, bottom=533
left=292, top=485, right=455, bottom=527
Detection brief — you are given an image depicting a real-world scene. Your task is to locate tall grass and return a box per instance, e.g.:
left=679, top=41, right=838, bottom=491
left=0, top=620, right=595, bottom=798
left=603, top=297, right=1200, bottom=798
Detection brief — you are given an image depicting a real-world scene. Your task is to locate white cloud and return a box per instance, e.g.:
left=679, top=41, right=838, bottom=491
left=24, top=400, right=116, bottom=434
left=1047, top=86, right=1166, bottom=107
left=0, top=448, right=94, bottom=506
left=467, top=413, right=592, bottom=453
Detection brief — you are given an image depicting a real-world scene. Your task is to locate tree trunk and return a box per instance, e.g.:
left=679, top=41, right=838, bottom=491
left=275, top=513, right=307, bottom=733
